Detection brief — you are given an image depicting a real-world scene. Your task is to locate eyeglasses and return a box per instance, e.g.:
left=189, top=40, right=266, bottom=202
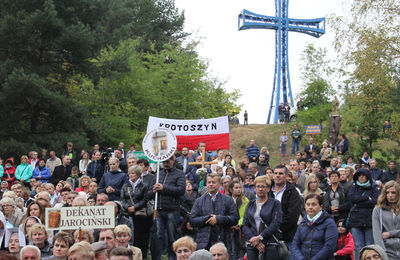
left=2, top=205, right=13, bottom=208
left=245, top=177, right=254, bottom=180
left=255, top=186, right=268, bottom=190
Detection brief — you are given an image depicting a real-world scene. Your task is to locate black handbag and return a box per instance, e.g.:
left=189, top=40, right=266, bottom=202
left=272, top=234, right=289, bottom=258
left=260, top=218, right=289, bottom=258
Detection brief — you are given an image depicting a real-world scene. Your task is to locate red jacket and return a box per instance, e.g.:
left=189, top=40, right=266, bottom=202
left=3, top=158, right=16, bottom=187
left=335, top=232, right=355, bottom=260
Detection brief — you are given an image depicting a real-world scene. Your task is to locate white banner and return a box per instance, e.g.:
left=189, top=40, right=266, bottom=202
left=147, top=116, right=229, bottom=136
left=45, top=206, right=115, bottom=230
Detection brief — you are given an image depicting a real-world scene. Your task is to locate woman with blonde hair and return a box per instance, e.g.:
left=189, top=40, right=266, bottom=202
left=173, top=236, right=197, bottom=260
left=15, top=155, right=33, bottom=185
left=243, top=175, right=282, bottom=259
left=372, top=180, right=400, bottom=259
left=114, top=224, right=142, bottom=260
left=28, top=223, right=52, bottom=258
left=75, top=175, right=91, bottom=193
left=303, top=175, right=324, bottom=199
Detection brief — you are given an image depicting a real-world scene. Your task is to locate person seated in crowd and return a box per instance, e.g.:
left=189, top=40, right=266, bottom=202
left=173, top=236, right=197, bottom=260
left=99, top=229, right=117, bottom=259
left=209, top=243, right=229, bottom=260
left=71, top=196, right=87, bottom=207
left=20, top=245, right=41, bottom=260
left=79, top=151, right=91, bottom=175
left=47, top=231, right=74, bottom=260
left=73, top=229, right=94, bottom=244
left=50, top=155, right=72, bottom=186
left=3, top=158, right=16, bottom=189
left=87, top=194, right=96, bottom=206
left=7, top=228, right=25, bottom=258
left=67, top=241, right=95, bottom=260
left=32, top=159, right=51, bottom=184
left=109, top=247, right=135, bottom=260
left=334, top=219, right=355, bottom=260
left=66, top=167, right=80, bottom=191
left=75, top=175, right=91, bottom=193
left=114, top=224, right=142, bottom=259
left=0, top=197, right=23, bottom=227
left=15, top=155, right=33, bottom=186
left=28, top=223, right=52, bottom=258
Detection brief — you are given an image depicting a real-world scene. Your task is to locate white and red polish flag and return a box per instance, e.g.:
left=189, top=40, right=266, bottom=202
left=146, top=116, right=230, bottom=150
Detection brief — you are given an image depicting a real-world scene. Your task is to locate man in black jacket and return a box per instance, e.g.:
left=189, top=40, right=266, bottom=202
left=270, top=165, right=301, bottom=260
left=86, top=151, right=104, bottom=183
left=150, top=155, right=186, bottom=260
left=50, top=155, right=72, bottom=186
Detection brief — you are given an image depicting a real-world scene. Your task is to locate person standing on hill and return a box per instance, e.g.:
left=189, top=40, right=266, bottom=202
left=243, top=110, right=248, bottom=125
left=291, top=125, right=302, bottom=155
left=246, top=140, right=260, bottom=163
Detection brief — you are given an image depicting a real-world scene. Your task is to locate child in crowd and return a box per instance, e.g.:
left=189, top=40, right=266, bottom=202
left=66, top=166, right=80, bottom=190
left=334, top=219, right=355, bottom=260
left=280, top=131, right=288, bottom=156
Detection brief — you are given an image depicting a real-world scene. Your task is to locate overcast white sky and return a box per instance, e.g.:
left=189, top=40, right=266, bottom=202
left=174, top=0, right=344, bottom=124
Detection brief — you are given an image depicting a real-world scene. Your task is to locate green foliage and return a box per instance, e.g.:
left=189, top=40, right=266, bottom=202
left=331, top=0, right=400, bottom=160
left=71, top=40, right=241, bottom=148
left=0, top=0, right=233, bottom=158
left=298, top=79, right=332, bottom=109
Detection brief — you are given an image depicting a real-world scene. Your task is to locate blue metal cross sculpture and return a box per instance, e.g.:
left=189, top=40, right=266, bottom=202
left=238, top=1, right=325, bottom=124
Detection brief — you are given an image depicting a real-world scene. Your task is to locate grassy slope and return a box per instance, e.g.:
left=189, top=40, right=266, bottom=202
left=229, top=123, right=297, bottom=167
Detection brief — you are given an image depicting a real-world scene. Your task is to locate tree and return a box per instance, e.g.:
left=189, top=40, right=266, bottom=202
left=70, top=40, right=241, bottom=147
left=332, top=0, right=400, bottom=156
left=0, top=0, right=188, bottom=157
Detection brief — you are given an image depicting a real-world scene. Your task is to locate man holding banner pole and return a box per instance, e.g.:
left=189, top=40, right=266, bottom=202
left=150, top=155, right=185, bottom=260
left=143, top=128, right=184, bottom=260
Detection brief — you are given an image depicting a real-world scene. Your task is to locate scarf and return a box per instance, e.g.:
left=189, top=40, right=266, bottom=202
left=307, top=210, right=323, bottom=223
left=356, top=180, right=371, bottom=188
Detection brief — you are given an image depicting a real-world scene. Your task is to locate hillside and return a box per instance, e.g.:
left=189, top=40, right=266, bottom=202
left=229, top=123, right=296, bottom=167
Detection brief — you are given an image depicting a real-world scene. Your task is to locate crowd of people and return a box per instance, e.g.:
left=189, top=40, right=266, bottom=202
left=0, top=136, right=399, bottom=260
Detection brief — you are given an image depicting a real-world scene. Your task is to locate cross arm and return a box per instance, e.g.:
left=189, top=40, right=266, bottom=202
left=238, top=9, right=325, bottom=38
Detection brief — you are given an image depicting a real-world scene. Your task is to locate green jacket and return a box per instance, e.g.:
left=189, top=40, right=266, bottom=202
left=238, top=196, right=249, bottom=226
left=15, top=163, right=33, bottom=182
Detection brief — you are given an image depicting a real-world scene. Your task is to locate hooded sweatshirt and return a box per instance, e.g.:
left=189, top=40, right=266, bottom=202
left=358, top=244, right=389, bottom=260
left=372, top=205, right=400, bottom=260
left=2, top=158, right=16, bottom=186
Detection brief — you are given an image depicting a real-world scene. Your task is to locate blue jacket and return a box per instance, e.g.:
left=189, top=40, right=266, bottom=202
left=98, top=170, right=129, bottom=201
left=291, top=210, right=338, bottom=260
left=32, top=166, right=51, bottom=183
left=189, top=192, right=239, bottom=249
left=348, top=168, right=380, bottom=228
left=242, top=198, right=282, bottom=243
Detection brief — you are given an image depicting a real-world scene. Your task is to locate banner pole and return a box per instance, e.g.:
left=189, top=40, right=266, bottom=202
left=154, top=143, right=161, bottom=220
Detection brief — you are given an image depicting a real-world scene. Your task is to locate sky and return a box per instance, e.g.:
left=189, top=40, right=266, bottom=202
left=174, top=0, right=344, bottom=124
